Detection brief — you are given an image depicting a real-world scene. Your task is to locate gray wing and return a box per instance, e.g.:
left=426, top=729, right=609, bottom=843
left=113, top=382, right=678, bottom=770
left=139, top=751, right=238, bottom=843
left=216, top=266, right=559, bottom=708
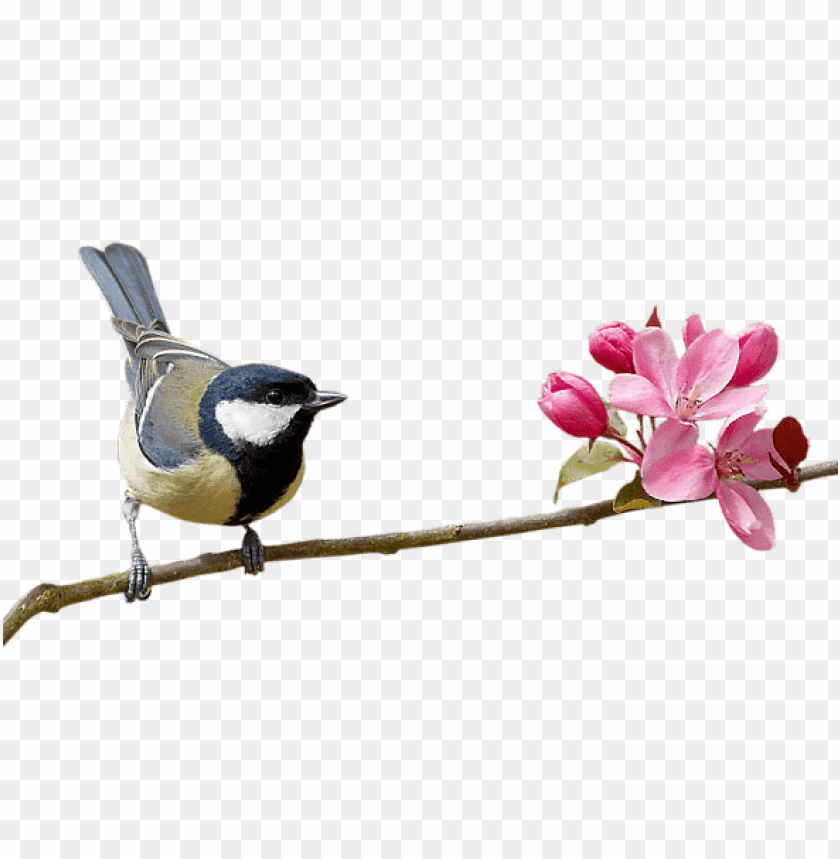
left=81, top=243, right=230, bottom=472
left=111, top=322, right=230, bottom=470
left=134, top=353, right=228, bottom=471
left=130, top=324, right=229, bottom=367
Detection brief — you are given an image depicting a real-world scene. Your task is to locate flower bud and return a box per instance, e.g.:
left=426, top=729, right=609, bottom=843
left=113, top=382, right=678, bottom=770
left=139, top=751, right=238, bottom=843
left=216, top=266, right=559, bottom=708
left=588, top=322, right=636, bottom=374
left=769, top=416, right=808, bottom=492
left=772, top=416, right=808, bottom=472
left=645, top=306, right=661, bottom=328
left=729, top=323, right=778, bottom=387
left=539, top=372, right=608, bottom=438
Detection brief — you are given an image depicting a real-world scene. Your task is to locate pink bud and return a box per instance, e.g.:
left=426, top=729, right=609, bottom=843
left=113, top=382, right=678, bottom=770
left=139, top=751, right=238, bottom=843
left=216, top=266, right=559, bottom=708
left=588, top=322, right=636, bottom=374
left=539, top=372, right=608, bottom=438
left=729, top=323, right=778, bottom=387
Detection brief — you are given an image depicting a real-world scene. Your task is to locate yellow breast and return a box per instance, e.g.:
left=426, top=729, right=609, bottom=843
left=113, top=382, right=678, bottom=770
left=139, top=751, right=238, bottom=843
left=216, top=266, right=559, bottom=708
left=118, top=406, right=241, bottom=525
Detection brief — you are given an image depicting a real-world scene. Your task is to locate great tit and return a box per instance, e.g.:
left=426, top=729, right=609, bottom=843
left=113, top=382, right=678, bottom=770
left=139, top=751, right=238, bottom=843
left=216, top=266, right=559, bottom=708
left=80, top=243, right=346, bottom=602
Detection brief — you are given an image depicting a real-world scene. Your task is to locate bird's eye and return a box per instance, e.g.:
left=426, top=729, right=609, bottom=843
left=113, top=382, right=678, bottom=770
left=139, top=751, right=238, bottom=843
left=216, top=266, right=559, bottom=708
left=265, top=389, right=284, bottom=405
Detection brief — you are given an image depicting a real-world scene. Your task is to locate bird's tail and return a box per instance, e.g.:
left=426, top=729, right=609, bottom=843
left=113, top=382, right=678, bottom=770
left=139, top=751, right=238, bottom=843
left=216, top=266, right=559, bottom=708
left=79, top=243, right=170, bottom=387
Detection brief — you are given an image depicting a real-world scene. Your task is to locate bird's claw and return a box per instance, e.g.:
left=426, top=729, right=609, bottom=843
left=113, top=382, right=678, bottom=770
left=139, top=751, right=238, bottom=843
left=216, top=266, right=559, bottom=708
left=242, top=527, right=265, bottom=574
left=126, top=548, right=152, bottom=602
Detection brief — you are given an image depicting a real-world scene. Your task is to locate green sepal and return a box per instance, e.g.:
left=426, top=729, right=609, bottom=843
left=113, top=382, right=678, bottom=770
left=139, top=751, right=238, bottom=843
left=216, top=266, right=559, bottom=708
left=553, top=440, right=624, bottom=503
left=613, top=470, right=663, bottom=512
left=603, top=399, right=627, bottom=437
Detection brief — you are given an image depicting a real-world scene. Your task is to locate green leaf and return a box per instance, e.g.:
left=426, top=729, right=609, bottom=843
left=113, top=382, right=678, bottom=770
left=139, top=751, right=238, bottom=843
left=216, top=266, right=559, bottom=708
left=553, top=440, right=624, bottom=503
left=602, top=398, right=627, bottom=437
left=613, top=470, right=663, bottom=512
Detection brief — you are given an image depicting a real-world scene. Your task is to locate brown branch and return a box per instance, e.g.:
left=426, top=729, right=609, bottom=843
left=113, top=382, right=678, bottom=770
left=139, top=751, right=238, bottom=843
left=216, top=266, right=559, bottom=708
left=4, top=459, right=836, bottom=645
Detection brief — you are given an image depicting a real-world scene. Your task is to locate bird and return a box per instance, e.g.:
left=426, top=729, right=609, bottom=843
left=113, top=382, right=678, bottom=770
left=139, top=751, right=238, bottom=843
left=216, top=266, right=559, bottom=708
left=80, top=243, right=346, bottom=602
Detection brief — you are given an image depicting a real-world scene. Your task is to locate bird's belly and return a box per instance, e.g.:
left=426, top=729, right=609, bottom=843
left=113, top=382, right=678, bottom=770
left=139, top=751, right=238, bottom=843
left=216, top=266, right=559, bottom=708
left=119, top=408, right=241, bottom=525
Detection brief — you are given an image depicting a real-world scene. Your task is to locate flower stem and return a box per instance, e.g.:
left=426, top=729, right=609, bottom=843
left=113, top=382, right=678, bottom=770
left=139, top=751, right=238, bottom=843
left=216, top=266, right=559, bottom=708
left=769, top=451, right=800, bottom=492
left=604, top=426, right=644, bottom=459
left=636, top=414, right=647, bottom=450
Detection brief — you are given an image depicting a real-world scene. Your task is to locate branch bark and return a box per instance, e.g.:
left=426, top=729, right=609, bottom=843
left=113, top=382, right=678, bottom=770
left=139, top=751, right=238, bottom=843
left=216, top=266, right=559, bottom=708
left=5, top=459, right=837, bottom=645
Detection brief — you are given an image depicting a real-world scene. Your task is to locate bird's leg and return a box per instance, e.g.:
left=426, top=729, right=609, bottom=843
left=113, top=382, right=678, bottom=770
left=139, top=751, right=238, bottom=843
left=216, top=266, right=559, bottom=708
left=241, top=525, right=265, bottom=574
left=122, top=495, right=152, bottom=602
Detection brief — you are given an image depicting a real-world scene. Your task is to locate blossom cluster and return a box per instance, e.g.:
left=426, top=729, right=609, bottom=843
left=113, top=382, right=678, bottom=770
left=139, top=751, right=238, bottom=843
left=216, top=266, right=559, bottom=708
left=539, top=309, right=809, bottom=551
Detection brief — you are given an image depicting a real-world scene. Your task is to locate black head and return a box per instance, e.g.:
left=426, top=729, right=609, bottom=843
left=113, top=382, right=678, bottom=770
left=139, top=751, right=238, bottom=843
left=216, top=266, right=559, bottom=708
left=198, top=364, right=345, bottom=461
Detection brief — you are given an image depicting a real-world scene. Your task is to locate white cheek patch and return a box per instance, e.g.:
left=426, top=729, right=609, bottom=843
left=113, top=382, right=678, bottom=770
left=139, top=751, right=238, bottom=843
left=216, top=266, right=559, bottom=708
left=215, top=399, right=299, bottom=446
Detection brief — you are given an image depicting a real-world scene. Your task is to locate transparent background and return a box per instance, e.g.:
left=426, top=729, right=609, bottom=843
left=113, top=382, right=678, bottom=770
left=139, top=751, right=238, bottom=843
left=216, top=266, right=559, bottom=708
left=1, top=3, right=838, bottom=857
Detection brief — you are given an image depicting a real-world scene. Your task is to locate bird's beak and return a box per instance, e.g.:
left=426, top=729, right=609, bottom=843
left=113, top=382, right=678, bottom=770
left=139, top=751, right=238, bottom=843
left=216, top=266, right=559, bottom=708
left=310, top=390, right=347, bottom=412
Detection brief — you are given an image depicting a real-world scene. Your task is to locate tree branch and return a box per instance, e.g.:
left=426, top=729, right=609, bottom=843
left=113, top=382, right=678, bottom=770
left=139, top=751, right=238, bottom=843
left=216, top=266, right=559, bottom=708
left=4, top=459, right=837, bottom=645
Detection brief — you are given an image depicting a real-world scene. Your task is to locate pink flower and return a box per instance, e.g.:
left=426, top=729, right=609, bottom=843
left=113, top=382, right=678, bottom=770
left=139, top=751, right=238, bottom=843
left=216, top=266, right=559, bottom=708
left=539, top=372, right=608, bottom=438
left=683, top=314, right=778, bottom=387
left=640, top=410, right=778, bottom=550
left=609, top=327, right=767, bottom=424
left=589, top=321, right=636, bottom=374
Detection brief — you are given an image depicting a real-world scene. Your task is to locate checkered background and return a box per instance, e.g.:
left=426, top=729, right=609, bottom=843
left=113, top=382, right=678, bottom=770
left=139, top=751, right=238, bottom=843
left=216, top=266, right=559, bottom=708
left=1, top=3, right=838, bottom=856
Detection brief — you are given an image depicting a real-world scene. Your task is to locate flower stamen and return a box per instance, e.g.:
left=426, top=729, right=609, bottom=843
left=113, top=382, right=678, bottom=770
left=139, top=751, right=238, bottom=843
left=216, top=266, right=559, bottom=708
left=675, top=384, right=703, bottom=420
left=715, top=449, right=746, bottom=481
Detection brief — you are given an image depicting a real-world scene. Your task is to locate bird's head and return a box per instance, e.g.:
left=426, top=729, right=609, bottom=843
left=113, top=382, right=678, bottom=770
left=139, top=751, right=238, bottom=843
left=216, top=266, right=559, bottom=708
left=198, top=364, right=346, bottom=461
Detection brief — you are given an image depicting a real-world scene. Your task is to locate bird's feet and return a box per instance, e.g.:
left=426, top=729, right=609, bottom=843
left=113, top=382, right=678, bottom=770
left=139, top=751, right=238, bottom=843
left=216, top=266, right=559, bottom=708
left=242, top=526, right=265, bottom=574
left=126, top=547, right=152, bottom=602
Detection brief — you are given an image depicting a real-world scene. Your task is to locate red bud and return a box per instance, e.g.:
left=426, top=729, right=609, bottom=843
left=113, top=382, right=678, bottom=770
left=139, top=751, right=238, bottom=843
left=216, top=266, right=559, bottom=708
left=772, top=417, right=809, bottom=471
left=645, top=307, right=661, bottom=328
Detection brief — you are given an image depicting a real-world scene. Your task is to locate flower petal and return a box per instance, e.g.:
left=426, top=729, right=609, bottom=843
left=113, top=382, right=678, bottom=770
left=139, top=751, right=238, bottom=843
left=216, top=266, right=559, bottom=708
left=693, top=385, right=768, bottom=421
left=609, top=374, right=674, bottom=418
left=682, top=313, right=705, bottom=349
left=675, top=329, right=739, bottom=404
left=717, top=408, right=765, bottom=452
left=641, top=420, right=716, bottom=501
left=643, top=418, right=698, bottom=470
left=716, top=480, right=775, bottom=550
left=632, top=328, right=678, bottom=406
left=739, top=429, right=781, bottom=480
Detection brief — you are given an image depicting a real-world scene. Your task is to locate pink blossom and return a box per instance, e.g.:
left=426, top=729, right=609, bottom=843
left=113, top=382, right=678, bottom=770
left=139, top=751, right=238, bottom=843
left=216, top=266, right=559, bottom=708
left=683, top=314, right=778, bottom=387
left=539, top=372, right=608, bottom=438
left=641, top=410, right=778, bottom=550
left=609, top=327, right=767, bottom=424
left=589, top=321, right=636, bottom=374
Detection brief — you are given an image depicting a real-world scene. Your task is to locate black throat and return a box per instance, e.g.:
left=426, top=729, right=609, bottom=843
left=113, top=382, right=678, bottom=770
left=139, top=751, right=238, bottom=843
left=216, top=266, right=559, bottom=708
left=198, top=389, right=314, bottom=526
left=226, top=440, right=305, bottom=526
